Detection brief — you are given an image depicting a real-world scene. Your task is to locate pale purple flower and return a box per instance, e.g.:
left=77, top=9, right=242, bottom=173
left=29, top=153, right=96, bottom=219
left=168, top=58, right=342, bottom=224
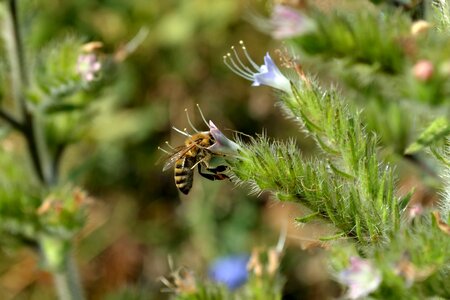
left=271, top=4, right=311, bottom=39
left=207, top=121, right=240, bottom=156
left=76, top=53, right=101, bottom=82
left=407, top=203, right=424, bottom=220
left=338, top=257, right=382, bottom=299
left=223, top=41, right=292, bottom=94
left=209, top=255, right=250, bottom=290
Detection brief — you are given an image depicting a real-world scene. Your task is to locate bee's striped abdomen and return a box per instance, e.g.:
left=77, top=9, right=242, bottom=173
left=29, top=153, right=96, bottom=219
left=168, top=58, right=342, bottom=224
left=174, top=156, right=195, bottom=195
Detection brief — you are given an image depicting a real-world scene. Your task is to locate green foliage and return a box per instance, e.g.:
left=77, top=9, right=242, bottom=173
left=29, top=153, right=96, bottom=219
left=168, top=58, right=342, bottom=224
left=31, top=35, right=86, bottom=102
left=285, top=3, right=450, bottom=159
left=0, top=0, right=449, bottom=299
left=230, top=77, right=400, bottom=245
left=0, top=144, right=43, bottom=245
left=0, top=144, right=87, bottom=258
left=331, top=215, right=450, bottom=299
left=406, top=117, right=450, bottom=154
left=220, top=3, right=450, bottom=298
left=294, top=10, right=410, bottom=74
left=434, top=138, right=450, bottom=218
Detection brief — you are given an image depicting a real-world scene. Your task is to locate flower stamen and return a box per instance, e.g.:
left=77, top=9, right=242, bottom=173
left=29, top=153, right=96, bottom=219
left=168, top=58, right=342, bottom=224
left=185, top=108, right=200, bottom=133
left=196, top=103, right=210, bottom=128
left=224, top=53, right=254, bottom=81
left=172, top=126, right=191, bottom=137
left=239, top=40, right=260, bottom=70
left=165, top=141, right=175, bottom=150
left=231, top=45, right=256, bottom=75
left=224, top=42, right=292, bottom=94
left=157, top=146, right=171, bottom=155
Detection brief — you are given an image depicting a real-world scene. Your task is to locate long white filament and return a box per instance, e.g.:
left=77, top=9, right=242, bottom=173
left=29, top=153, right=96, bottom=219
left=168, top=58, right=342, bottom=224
left=172, top=126, right=191, bottom=137
left=185, top=108, right=200, bottom=133
left=223, top=40, right=261, bottom=81
left=196, top=103, right=210, bottom=128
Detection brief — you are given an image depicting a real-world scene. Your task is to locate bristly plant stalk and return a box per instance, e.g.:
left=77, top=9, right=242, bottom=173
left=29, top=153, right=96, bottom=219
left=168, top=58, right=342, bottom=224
left=1, top=0, right=46, bottom=184
left=1, top=1, right=85, bottom=299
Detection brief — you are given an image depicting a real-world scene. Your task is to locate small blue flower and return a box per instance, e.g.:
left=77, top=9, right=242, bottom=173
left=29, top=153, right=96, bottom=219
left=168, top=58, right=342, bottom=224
left=253, top=53, right=291, bottom=92
left=208, top=255, right=250, bottom=290
left=224, top=41, right=292, bottom=94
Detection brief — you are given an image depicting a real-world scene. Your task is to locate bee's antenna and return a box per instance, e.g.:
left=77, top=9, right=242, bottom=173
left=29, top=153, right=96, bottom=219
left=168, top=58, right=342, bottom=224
left=165, top=141, right=175, bottom=150
left=185, top=108, right=200, bottom=133
left=172, top=126, right=191, bottom=137
left=158, top=146, right=171, bottom=155
left=196, top=103, right=209, bottom=128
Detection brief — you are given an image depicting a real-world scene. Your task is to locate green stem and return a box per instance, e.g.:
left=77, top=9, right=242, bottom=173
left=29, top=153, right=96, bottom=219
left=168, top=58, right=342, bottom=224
left=33, top=110, right=54, bottom=185
left=0, top=108, right=23, bottom=130
left=2, top=0, right=27, bottom=114
left=54, top=255, right=85, bottom=300
left=40, top=235, right=85, bottom=300
left=24, top=112, right=46, bottom=183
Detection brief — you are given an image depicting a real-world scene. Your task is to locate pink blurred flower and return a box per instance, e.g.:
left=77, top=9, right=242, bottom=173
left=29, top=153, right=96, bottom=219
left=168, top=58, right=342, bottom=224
left=76, top=53, right=101, bottom=82
left=338, top=257, right=382, bottom=299
left=407, top=203, right=424, bottom=220
left=271, top=4, right=311, bottom=39
left=412, top=60, right=434, bottom=81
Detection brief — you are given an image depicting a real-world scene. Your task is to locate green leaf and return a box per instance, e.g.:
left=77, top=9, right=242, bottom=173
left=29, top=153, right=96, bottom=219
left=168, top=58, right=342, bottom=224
left=295, top=211, right=320, bottom=223
left=43, top=102, right=85, bottom=114
left=398, top=189, right=414, bottom=212
left=430, top=146, right=450, bottom=167
left=319, top=232, right=346, bottom=241
left=405, top=117, right=450, bottom=154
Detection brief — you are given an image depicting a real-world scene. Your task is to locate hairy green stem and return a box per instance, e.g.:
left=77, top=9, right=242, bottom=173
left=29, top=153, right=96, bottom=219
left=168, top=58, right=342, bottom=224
left=1, top=0, right=46, bottom=183
left=1, top=1, right=83, bottom=299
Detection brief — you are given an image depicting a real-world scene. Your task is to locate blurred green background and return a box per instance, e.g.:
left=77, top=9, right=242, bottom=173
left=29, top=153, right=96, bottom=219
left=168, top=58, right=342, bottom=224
left=0, top=0, right=335, bottom=299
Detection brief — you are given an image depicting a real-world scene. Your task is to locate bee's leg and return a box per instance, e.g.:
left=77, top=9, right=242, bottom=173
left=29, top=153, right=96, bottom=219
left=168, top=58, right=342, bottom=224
left=206, top=165, right=229, bottom=174
left=197, top=164, right=229, bottom=181
left=191, top=152, right=210, bottom=170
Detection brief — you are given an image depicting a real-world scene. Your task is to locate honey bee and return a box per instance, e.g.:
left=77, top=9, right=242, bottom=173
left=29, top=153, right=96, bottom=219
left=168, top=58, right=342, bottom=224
left=160, top=107, right=229, bottom=195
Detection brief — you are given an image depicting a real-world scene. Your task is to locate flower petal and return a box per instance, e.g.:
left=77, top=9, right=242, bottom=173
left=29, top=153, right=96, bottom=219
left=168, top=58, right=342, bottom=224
left=209, top=255, right=250, bottom=290
left=253, top=53, right=291, bottom=93
left=207, top=121, right=240, bottom=156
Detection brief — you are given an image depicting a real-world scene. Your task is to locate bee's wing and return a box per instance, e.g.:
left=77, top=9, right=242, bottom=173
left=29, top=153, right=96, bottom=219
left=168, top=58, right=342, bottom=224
left=161, top=145, right=194, bottom=172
